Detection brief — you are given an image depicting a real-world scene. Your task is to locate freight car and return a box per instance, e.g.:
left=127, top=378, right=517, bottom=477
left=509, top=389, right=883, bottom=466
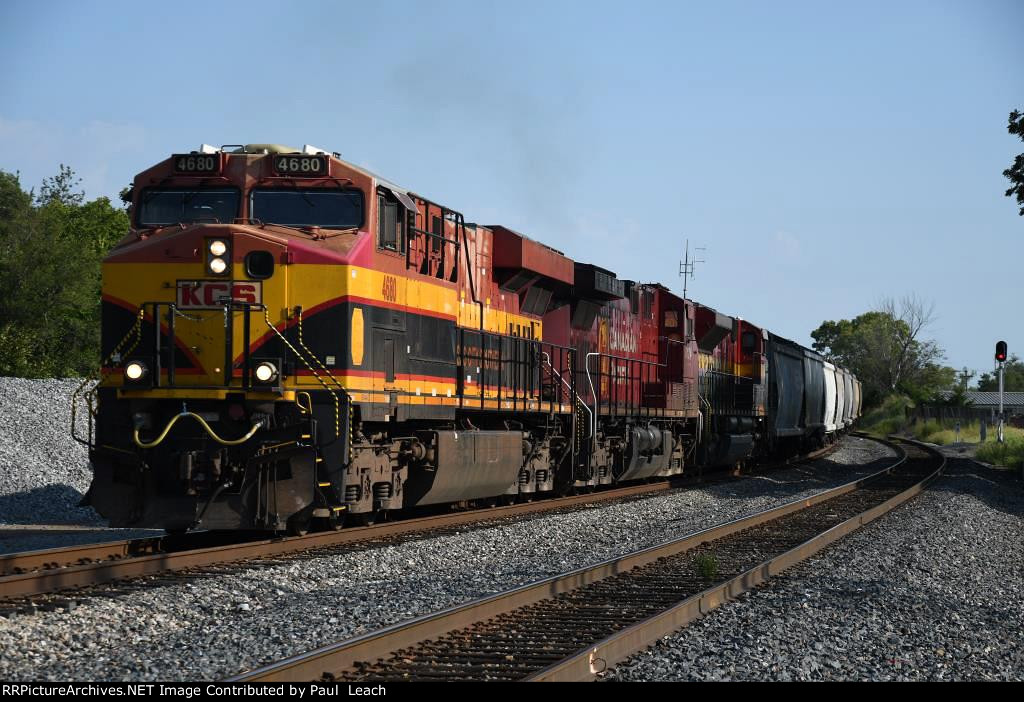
left=76, top=144, right=861, bottom=533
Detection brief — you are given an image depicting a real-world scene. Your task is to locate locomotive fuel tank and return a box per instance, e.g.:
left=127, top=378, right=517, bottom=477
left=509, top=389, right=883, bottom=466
left=401, top=431, right=524, bottom=506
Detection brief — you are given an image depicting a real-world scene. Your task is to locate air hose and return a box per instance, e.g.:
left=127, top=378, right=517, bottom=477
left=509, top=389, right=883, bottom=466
left=133, top=411, right=263, bottom=449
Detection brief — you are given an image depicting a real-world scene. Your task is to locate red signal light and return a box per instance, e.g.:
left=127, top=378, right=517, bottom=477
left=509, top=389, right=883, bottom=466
left=995, top=340, right=1007, bottom=362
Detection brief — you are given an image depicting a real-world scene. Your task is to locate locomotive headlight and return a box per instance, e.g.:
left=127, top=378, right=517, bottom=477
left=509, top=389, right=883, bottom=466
left=254, top=361, right=278, bottom=383
left=125, top=361, right=147, bottom=381
left=206, top=238, right=231, bottom=275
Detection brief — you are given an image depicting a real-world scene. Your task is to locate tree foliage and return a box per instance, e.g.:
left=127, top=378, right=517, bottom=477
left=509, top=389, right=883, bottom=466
left=0, top=167, right=128, bottom=377
left=36, top=164, right=85, bottom=208
left=1005, top=109, right=1024, bottom=216
left=811, top=296, right=953, bottom=407
left=977, top=354, right=1024, bottom=392
left=939, top=384, right=975, bottom=409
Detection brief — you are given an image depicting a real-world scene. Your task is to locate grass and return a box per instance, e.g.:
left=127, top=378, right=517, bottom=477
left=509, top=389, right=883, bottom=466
left=694, top=553, right=719, bottom=580
left=860, top=394, right=914, bottom=437
left=859, top=393, right=1024, bottom=468
left=976, top=434, right=1024, bottom=469
left=912, top=418, right=1024, bottom=468
left=913, top=419, right=1024, bottom=446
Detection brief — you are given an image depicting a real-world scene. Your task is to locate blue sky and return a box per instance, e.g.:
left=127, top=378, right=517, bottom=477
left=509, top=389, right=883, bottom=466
left=1, top=0, right=1021, bottom=378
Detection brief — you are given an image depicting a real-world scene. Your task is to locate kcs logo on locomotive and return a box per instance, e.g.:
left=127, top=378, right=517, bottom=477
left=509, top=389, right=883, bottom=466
left=176, top=281, right=262, bottom=309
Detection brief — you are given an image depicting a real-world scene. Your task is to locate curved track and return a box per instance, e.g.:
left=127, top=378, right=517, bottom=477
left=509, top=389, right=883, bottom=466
left=230, top=437, right=941, bottom=682
left=0, top=443, right=839, bottom=602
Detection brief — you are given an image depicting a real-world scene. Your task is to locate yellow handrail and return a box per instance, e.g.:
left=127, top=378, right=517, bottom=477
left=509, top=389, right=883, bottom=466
left=72, top=308, right=147, bottom=447
left=133, top=411, right=262, bottom=449
left=295, top=308, right=355, bottom=460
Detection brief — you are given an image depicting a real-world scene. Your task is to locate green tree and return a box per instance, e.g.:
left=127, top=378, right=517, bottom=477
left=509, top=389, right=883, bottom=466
left=36, top=164, right=85, bottom=207
left=811, top=296, right=949, bottom=406
left=1005, top=110, right=1024, bottom=216
left=0, top=167, right=128, bottom=377
left=977, top=355, right=1024, bottom=392
left=933, top=381, right=976, bottom=409
left=0, top=171, right=32, bottom=223
left=906, top=363, right=957, bottom=404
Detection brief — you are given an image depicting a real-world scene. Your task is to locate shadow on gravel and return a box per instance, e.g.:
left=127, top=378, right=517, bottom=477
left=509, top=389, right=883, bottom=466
left=0, top=484, right=102, bottom=526
left=671, top=456, right=899, bottom=514
left=0, top=527, right=163, bottom=557
left=928, top=458, right=1024, bottom=520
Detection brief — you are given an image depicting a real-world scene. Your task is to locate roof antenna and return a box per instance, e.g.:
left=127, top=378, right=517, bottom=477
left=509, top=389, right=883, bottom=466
left=678, top=238, right=706, bottom=300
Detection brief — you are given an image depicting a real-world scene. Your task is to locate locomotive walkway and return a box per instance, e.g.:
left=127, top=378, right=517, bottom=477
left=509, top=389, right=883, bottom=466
left=230, top=438, right=941, bottom=682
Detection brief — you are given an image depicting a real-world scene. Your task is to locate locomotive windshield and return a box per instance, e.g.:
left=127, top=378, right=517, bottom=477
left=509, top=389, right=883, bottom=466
left=137, top=188, right=240, bottom=227
left=250, top=188, right=364, bottom=229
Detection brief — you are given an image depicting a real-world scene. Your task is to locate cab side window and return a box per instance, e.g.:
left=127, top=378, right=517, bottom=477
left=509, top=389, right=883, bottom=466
left=642, top=290, right=653, bottom=320
left=742, top=331, right=757, bottom=354
left=377, top=190, right=406, bottom=253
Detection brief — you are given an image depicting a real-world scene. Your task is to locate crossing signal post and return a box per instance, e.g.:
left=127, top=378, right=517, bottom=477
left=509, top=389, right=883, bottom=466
left=995, top=341, right=1007, bottom=443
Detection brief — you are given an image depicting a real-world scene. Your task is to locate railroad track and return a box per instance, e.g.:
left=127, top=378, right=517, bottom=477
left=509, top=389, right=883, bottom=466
left=230, top=437, right=941, bottom=682
left=0, top=443, right=840, bottom=604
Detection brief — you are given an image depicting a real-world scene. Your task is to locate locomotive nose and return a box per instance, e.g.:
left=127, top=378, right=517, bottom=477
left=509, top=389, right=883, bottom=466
left=103, top=223, right=287, bottom=388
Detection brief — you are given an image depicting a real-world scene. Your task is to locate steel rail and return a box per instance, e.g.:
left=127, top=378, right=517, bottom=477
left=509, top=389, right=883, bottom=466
left=0, top=484, right=654, bottom=600
left=529, top=438, right=944, bottom=681
left=0, top=440, right=842, bottom=600
left=0, top=442, right=836, bottom=600
left=0, top=535, right=166, bottom=576
left=229, top=436, right=924, bottom=683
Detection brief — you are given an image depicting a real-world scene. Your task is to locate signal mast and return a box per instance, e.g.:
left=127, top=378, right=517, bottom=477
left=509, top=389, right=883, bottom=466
left=995, top=340, right=1007, bottom=443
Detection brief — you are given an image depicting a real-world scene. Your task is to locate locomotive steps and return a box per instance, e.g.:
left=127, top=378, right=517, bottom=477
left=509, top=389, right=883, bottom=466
left=231, top=438, right=942, bottom=682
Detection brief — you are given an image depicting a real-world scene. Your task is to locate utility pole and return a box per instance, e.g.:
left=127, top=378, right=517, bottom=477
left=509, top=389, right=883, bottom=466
left=678, top=239, right=706, bottom=300
left=958, top=366, right=973, bottom=391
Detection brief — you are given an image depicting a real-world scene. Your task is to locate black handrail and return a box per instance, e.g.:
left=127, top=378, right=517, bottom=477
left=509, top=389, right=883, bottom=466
left=585, top=349, right=670, bottom=420
left=139, top=300, right=266, bottom=389
left=456, top=328, right=576, bottom=413
left=698, top=368, right=760, bottom=417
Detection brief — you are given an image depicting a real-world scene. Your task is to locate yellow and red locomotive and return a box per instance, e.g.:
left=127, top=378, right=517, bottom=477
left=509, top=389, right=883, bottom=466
left=80, top=144, right=861, bottom=533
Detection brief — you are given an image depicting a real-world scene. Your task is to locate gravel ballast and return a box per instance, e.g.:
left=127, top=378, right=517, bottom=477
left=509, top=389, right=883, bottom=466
left=607, top=457, right=1024, bottom=682
left=0, top=377, right=160, bottom=550
left=0, top=433, right=896, bottom=681
left=0, top=377, right=100, bottom=526
left=10, top=376, right=996, bottom=681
